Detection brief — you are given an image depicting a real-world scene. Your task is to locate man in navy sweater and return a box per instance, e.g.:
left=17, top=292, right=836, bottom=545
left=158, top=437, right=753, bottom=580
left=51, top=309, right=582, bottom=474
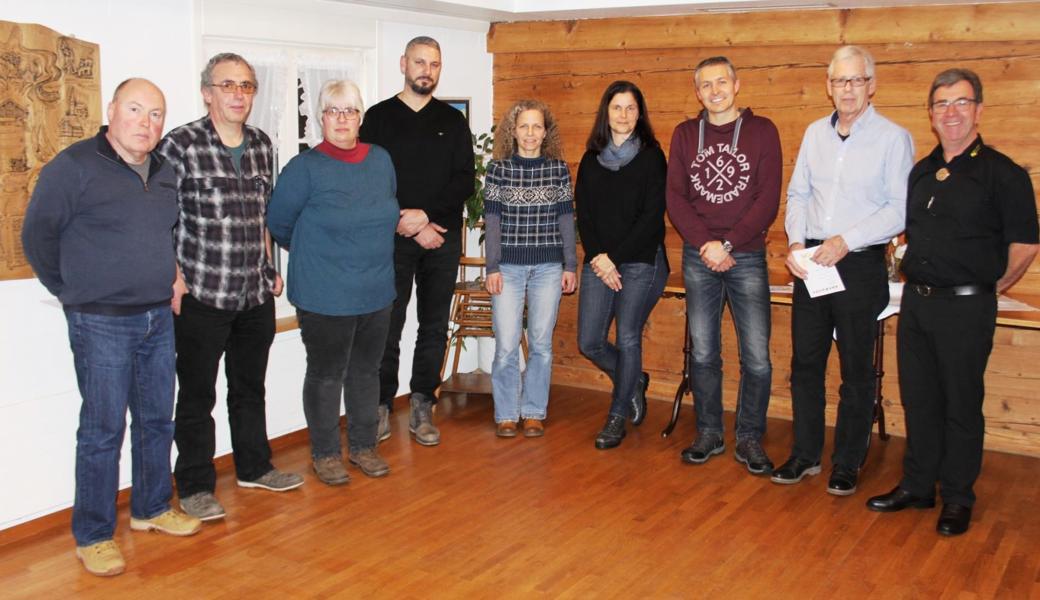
left=360, top=36, right=475, bottom=446
left=23, top=79, right=201, bottom=577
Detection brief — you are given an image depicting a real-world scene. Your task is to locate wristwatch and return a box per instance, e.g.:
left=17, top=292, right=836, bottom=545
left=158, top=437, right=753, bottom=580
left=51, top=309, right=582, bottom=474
left=721, top=240, right=733, bottom=253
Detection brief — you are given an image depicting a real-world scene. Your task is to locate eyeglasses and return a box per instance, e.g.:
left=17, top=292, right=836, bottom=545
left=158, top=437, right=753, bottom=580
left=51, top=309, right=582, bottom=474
left=829, top=76, right=872, bottom=88
left=931, top=97, right=978, bottom=111
left=209, top=80, right=258, bottom=95
left=323, top=107, right=361, bottom=120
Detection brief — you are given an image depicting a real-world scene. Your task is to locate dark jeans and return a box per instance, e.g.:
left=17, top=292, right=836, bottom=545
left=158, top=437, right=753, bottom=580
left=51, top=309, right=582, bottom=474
left=897, top=289, right=996, bottom=507
left=298, top=306, right=392, bottom=457
left=577, top=248, right=668, bottom=418
left=684, top=246, right=772, bottom=442
left=173, top=294, right=275, bottom=496
left=66, top=307, right=175, bottom=546
left=379, top=230, right=461, bottom=408
left=789, top=249, right=888, bottom=470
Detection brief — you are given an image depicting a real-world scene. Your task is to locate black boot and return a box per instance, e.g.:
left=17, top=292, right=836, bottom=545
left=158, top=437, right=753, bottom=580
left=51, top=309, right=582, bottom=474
left=595, top=415, right=627, bottom=450
left=630, top=372, right=649, bottom=426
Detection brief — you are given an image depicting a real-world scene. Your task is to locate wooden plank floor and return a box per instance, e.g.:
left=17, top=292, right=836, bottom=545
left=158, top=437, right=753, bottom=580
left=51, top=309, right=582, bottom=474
left=2, top=385, right=1038, bottom=598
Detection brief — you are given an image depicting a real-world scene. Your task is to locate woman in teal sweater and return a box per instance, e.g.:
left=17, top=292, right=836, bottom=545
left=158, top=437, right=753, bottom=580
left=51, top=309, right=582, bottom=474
left=267, top=80, right=398, bottom=486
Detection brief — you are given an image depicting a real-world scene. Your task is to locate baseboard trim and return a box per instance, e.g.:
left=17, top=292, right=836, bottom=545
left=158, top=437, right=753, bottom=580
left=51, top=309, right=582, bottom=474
left=0, top=396, right=406, bottom=547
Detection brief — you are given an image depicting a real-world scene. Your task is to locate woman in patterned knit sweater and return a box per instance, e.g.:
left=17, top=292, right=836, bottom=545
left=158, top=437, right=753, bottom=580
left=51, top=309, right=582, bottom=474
left=484, top=99, right=577, bottom=438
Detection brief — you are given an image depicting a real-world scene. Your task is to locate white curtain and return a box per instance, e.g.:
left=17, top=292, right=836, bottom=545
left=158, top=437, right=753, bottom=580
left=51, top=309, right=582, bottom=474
left=297, top=51, right=365, bottom=148
left=247, top=57, right=289, bottom=153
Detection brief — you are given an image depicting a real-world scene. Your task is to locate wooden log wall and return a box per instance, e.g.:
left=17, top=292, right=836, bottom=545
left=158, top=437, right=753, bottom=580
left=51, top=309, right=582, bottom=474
left=487, top=3, right=1040, bottom=456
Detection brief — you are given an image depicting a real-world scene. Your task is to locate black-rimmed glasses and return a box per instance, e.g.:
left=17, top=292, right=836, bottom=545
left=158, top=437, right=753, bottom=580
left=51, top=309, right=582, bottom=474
left=829, top=76, right=872, bottom=88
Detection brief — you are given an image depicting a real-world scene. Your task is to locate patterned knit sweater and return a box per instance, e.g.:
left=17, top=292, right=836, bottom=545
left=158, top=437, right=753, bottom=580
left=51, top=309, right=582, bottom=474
left=484, top=155, right=577, bottom=273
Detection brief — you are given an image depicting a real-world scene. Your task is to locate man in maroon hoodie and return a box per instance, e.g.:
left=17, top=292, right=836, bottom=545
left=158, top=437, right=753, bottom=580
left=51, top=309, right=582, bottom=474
left=666, top=56, right=782, bottom=475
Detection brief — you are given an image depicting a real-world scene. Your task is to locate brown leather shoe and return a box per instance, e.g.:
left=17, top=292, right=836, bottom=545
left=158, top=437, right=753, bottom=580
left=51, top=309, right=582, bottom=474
left=496, top=421, right=518, bottom=437
left=313, top=456, right=350, bottom=486
left=523, top=419, right=545, bottom=437
left=349, top=448, right=390, bottom=478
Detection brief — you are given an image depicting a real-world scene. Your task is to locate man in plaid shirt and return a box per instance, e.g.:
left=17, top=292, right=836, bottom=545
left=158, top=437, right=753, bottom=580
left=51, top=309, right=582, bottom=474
left=160, top=53, right=303, bottom=522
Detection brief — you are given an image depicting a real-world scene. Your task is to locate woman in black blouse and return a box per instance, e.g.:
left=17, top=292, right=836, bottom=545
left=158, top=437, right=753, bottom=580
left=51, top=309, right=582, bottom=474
left=575, top=80, right=670, bottom=450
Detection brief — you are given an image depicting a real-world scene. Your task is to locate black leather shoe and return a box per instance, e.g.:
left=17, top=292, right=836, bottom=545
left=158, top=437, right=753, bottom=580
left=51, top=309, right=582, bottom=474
left=936, top=504, right=972, bottom=536
left=770, top=457, right=821, bottom=484
left=630, top=372, right=649, bottom=426
left=595, top=415, right=626, bottom=450
left=827, top=465, right=859, bottom=496
left=680, top=433, right=724, bottom=464
left=866, top=486, right=936, bottom=512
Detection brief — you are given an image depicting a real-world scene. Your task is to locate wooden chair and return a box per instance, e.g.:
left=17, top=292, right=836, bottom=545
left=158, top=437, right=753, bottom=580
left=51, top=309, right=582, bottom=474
left=440, top=230, right=527, bottom=391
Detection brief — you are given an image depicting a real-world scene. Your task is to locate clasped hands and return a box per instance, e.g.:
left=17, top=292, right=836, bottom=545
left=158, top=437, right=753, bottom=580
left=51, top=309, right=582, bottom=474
left=397, top=209, right=447, bottom=249
left=590, top=253, right=622, bottom=291
left=700, top=241, right=735, bottom=272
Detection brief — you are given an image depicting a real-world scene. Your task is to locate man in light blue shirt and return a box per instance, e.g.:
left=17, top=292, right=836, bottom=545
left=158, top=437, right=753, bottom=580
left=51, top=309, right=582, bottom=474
left=772, top=45, right=914, bottom=497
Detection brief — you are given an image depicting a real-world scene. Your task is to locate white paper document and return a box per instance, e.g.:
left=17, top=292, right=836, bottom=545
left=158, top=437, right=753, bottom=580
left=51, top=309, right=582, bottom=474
left=792, top=248, right=845, bottom=298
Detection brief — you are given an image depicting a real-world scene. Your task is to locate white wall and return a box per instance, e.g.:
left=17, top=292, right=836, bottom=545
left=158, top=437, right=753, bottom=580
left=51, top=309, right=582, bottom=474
left=1, top=0, right=491, bottom=530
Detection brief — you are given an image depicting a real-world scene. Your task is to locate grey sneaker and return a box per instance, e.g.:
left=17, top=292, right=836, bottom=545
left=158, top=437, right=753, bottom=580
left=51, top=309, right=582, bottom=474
left=735, top=438, right=774, bottom=475
left=377, top=405, right=391, bottom=443
left=313, top=456, right=350, bottom=486
left=409, top=393, right=440, bottom=446
left=237, top=468, right=304, bottom=491
left=178, top=491, right=226, bottom=521
left=349, top=448, right=391, bottom=478
left=680, top=433, right=725, bottom=465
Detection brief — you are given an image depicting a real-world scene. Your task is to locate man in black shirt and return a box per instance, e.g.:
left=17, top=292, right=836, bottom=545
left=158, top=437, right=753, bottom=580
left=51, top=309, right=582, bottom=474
left=867, top=69, right=1039, bottom=536
left=359, top=36, right=475, bottom=446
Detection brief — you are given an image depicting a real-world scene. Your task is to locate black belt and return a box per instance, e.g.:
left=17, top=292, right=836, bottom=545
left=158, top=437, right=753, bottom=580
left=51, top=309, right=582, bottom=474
left=805, top=239, right=887, bottom=253
left=907, top=283, right=995, bottom=297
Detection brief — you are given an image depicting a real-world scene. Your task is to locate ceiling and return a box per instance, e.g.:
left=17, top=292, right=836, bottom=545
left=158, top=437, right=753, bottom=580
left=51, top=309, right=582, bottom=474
left=334, top=0, right=996, bottom=22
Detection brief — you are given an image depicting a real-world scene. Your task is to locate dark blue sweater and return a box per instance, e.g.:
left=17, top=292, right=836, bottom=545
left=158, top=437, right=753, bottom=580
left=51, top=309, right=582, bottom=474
left=267, top=146, right=398, bottom=316
left=22, top=128, right=179, bottom=314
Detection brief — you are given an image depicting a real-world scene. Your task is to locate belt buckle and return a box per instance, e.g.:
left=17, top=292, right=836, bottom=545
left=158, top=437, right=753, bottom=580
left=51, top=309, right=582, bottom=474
left=916, top=284, right=932, bottom=297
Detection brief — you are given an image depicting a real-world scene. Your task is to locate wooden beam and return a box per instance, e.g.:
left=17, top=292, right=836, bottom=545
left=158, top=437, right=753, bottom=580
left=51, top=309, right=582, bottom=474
left=487, top=3, right=1040, bottom=53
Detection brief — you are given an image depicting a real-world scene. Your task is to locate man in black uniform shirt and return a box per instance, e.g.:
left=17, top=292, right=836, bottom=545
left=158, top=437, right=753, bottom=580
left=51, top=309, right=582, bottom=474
left=867, top=69, right=1039, bottom=536
left=359, top=36, right=475, bottom=446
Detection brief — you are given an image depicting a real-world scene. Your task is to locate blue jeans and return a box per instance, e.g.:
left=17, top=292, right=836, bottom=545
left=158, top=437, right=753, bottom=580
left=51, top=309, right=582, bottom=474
left=66, top=307, right=176, bottom=546
left=490, top=263, right=564, bottom=422
left=683, top=246, right=772, bottom=441
left=578, top=248, right=668, bottom=418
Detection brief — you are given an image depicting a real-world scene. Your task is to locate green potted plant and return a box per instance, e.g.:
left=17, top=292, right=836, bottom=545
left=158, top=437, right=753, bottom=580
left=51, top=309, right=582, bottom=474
left=465, top=127, right=495, bottom=234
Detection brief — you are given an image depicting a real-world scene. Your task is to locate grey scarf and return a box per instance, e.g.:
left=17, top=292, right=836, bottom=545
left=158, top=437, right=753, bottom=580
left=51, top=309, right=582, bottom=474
left=597, top=136, right=641, bottom=171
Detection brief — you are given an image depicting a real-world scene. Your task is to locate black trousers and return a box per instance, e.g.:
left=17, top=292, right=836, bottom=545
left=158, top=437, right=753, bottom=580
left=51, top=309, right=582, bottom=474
left=173, top=295, right=275, bottom=495
left=789, top=250, right=888, bottom=469
left=897, top=289, right=996, bottom=507
left=298, top=306, right=391, bottom=457
left=379, top=230, right=462, bottom=408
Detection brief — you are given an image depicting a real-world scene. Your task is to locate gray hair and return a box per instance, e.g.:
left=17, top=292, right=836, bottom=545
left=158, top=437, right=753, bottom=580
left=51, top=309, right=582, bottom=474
left=928, top=68, right=983, bottom=106
left=317, top=79, right=365, bottom=131
left=405, top=36, right=440, bottom=53
left=827, top=45, right=876, bottom=79
left=200, top=52, right=256, bottom=89
left=694, top=56, right=737, bottom=85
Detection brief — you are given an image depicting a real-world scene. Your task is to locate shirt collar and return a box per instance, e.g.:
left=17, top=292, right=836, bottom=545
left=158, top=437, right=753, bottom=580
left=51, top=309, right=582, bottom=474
left=829, top=103, right=876, bottom=136
left=201, top=115, right=253, bottom=149
left=94, top=126, right=165, bottom=175
left=932, top=134, right=984, bottom=168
